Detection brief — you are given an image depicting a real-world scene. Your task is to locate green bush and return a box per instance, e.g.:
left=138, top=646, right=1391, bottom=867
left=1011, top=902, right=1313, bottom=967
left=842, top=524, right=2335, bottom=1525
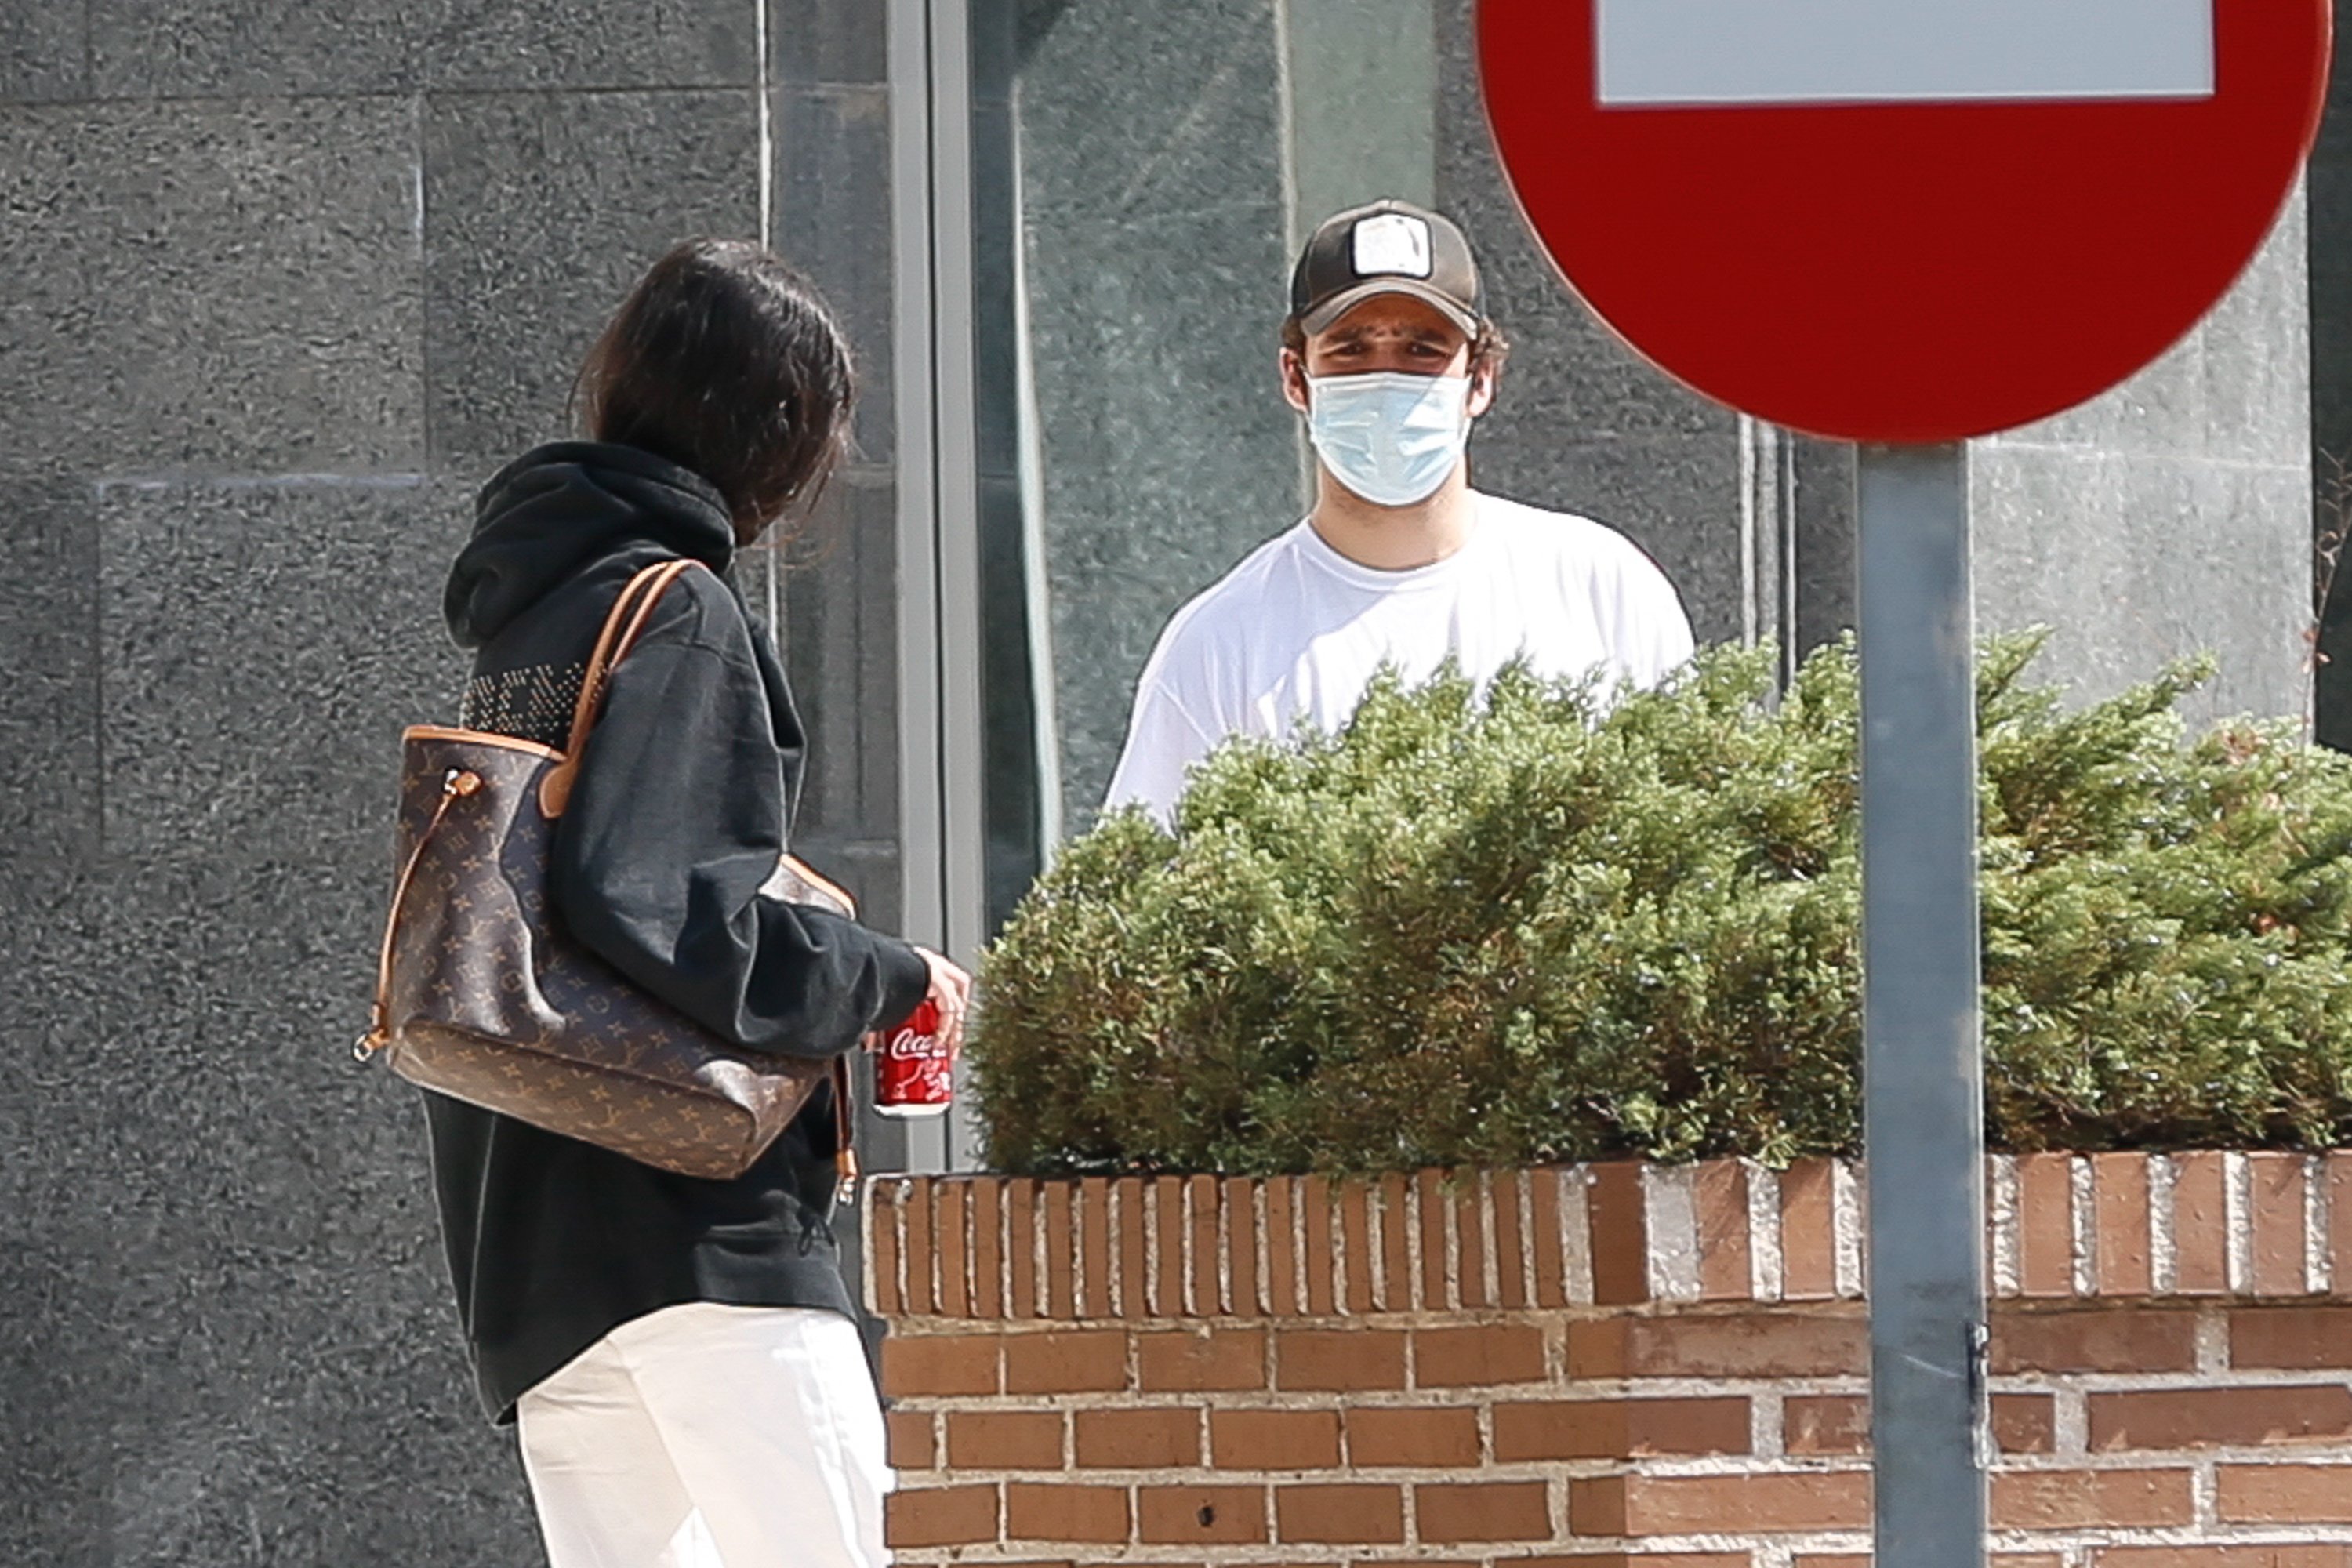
left=969, top=636, right=2352, bottom=1176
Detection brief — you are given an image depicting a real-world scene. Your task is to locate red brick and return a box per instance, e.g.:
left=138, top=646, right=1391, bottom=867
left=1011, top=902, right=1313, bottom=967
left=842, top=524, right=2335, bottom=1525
left=1991, top=1468, right=2196, bottom=1528
left=1276, top=1483, right=1405, bottom=1544
left=1795, top=1558, right=2062, bottom=1568
left=1008, top=1177, right=1040, bottom=1318
left=1530, top=1167, right=1568, bottom=1308
left=938, top=1180, right=970, bottom=1316
left=1138, top=1484, right=1268, bottom=1545
left=887, top=1410, right=935, bottom=1470
left=1415, top=1480, right=1552, bottom=1543
left=1496, top=1397, right=1750, bottom=1461
left=1780, top=1158, right=1838, bottom=1300
left=1589, top=1161, right=1650, bottom=1305
left=1041, top=1179, right=1073, bottom=1319
left=1697, top=1160, right=1755, bottom=1301
left=1379, top=1174, right=1414, bottom=1312
left=1305, top=1175, right=1338, bottom=1317
left=1494, top=1174, right=1530, bottom=1308
left=2331, top=1153, right=2352, bottom=1295
left=1115, top=1176, right=1146, bottom=1319
left=1138, top=1327, right=1266, bottom=1392
left=1348, top=1406, right=1482, bottom=1468
left=974, top=1179, right=1005, bottom=1319
left=1457, top=1178, right=1491, bottom=1309
left=1153, top=1175, right=1186, bottom=1318
left=1546, top=1557, right=1751, bottom=1568
left=1213, top=1408, right=1342, bottom=1470
left=1191, top=1174, right=1223, bottom=1316
left=880, top=1334, right=1000, bottom=1397
left=948, top=1411, right=1063, bottom=1469
left=2252, top=1152, right=2311, bottom=1297
left=1004, top=1483, right=1131, bottom=1543
left=2093, top=1153, right=2154, bottom=1297
left=1994, top=1392, right=2058, bottom=1454
left=1782, top=1402, right=2084, bottom=1461
left=2235, top=1306, right=2352, bottom=1369
left=1414, top=1323, right=1547, bottom=1387
left=2172, top=1151, right=2230, bottom=1294
left=1795, top=1558, right=2060, bottom=1568
left=2018, top=1153, right=2076, bottom=1298
left=1226, top=1176, right=1262, bottom=1316
left=1073, top=1408, right=1200, bottom=1469
left=1344, top=1181, right=1377, bottom=1313
left=1784, top=1394, right=1868, bottom=1455
left=2092, top=1386, right=2352, bottom=1450
left=902, top=1180, right=936, bottom=1315
left=1417, top=1170, right=1448, bottom=1311
left=2218, top=1464, right=2352, bottom=1523
left=1570, top=1312, right=1867, bottom=1378
left=2096, top=1550, right=2352, bottom=1568
left=886, top=1483, right=998, bottom=1548
left=1574, top=1472, right=1871, bottom=1535
left=1278, top=1327, right=1408, bottom=1390
left=1004, top=1330, right=1126, bottom=1394
left=1076, top=1176, right=1110, bottom=1319
left=1990, top=1309, right=2197, bottom=1374
left=2098, top=1152, right=2154, bottom=1298
left=1268, top=1178, right=1300, bottom=1316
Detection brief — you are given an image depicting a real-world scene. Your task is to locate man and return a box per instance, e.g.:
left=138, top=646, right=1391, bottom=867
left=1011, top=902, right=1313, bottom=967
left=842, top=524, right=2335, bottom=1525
left=1103, top=198, right=1697, bottom=822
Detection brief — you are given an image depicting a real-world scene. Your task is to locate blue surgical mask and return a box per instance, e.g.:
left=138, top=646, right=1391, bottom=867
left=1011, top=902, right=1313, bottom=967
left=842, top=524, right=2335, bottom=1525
left=1305, top=371, right=1474, bottom=507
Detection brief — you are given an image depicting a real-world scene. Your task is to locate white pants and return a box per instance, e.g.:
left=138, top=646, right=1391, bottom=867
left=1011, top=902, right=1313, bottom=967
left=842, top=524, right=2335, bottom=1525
left=516, top=1303, right=892, bottom=1568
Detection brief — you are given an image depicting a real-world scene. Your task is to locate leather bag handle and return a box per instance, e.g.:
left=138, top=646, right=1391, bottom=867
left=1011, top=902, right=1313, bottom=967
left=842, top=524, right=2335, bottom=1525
left=539, top=558, right=699, bottom=819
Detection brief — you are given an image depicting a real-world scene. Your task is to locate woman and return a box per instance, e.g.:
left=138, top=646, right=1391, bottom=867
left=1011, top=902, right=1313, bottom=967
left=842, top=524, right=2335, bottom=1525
left=428, top=238, right=968, bottom=1568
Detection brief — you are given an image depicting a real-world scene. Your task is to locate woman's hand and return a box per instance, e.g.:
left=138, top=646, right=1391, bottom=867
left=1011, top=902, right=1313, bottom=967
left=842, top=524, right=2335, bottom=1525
left=916, top=947, right=972, bottom=1056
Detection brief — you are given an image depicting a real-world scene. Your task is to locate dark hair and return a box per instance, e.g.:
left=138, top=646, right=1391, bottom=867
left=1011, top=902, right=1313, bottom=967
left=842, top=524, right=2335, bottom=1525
left=575, top=239, right=855, bottom=546
left=1279, top=309, right=1513, bottom=383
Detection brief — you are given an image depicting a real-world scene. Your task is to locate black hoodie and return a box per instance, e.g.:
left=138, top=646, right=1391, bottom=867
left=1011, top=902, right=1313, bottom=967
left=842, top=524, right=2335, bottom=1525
left=425, top=441, right=931, bottom=1425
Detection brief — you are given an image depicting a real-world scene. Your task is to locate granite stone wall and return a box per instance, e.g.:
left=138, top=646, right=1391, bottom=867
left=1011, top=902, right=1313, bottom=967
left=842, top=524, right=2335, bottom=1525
left=0, top=6, right=909, bottom=1563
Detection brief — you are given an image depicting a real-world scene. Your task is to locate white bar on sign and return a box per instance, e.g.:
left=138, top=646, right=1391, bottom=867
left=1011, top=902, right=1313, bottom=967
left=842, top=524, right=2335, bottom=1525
left=1596, top=0, right=2215, bottom=107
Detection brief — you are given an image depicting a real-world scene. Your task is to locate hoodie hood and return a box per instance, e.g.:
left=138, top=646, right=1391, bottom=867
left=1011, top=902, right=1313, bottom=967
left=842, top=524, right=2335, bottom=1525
left=445, top=441, right=738, bottom=648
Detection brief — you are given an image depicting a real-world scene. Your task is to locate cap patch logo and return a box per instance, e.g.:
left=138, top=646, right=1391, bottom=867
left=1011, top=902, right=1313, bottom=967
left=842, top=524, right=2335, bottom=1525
left=1352, top=212, right=1434, bottom=279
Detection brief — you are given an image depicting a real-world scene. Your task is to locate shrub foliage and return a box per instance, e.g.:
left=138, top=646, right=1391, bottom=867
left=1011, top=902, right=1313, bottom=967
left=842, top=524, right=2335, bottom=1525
left=970, top=637, right=2352, bottom=1175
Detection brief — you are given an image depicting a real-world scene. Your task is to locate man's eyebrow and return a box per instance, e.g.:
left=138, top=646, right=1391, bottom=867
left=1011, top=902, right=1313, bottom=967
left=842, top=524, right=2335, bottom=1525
left=1324, top=322, right=1454, bottom=345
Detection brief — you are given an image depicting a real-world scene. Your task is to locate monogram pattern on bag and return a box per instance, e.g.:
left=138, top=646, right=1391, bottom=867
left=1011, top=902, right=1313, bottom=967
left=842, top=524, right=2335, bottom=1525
left=384, top=731, right=830, bottom=1181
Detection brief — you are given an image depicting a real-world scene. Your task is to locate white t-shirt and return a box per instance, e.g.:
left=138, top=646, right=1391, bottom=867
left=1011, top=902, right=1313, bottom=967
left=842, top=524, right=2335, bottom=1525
left=1102, top=490, right=1697, bottom=822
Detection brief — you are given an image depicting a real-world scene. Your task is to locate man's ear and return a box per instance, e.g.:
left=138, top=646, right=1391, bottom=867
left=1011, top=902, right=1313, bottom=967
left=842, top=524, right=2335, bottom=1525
left=1279, top=347, right=1312, bottom=415
left=1468, top=359, right=1500, bottom=419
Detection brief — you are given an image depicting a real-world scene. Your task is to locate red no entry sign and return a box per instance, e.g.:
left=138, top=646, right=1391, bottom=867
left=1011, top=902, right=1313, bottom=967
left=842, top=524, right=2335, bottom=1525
left=1479, top=0, right=2332, bottom=442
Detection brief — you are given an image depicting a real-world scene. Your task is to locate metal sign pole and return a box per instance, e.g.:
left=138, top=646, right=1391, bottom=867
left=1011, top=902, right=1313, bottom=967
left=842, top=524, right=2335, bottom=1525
left=1857, top=441, right=1988, bottom=1568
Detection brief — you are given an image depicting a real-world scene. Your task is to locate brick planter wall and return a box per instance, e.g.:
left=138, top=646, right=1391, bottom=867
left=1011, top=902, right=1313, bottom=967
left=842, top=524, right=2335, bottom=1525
left=869, top=1153, right=2352, bottom=1567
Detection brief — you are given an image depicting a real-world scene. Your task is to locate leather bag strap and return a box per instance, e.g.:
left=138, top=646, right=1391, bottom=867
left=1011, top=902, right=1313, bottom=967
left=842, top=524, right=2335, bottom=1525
left=539, top=558, right=699, bottom=819
left=357, top=765, right=483, bottom=1058
left=831, top=1054, right=859, bottom=1202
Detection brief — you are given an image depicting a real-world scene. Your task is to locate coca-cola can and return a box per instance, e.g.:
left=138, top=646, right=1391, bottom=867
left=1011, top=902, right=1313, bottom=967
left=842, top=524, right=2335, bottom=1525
left=875, top=999, right=954, bottom=1118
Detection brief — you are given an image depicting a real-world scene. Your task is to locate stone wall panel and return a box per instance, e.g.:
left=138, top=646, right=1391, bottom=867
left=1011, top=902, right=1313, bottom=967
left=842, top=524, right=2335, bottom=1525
left=95, top=477, right=465, bottom=869
left=423, top=87, right=759, bottom=472
left=0, top=98, right=425, bottom=474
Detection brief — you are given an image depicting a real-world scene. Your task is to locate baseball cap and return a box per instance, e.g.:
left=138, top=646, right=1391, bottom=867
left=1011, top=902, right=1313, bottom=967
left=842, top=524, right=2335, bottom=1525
left=1289, top=199, right=1484, bottom=339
